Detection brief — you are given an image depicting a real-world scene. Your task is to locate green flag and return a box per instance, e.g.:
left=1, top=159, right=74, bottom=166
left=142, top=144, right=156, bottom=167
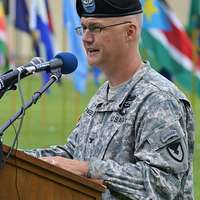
left=187, top=0, right=200, bottom=56
left=188, top=0, right=200, bottom=30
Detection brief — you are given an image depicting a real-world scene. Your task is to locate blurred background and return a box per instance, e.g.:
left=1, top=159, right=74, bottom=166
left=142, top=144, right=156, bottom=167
left=0, top=0, right=199, bottom=198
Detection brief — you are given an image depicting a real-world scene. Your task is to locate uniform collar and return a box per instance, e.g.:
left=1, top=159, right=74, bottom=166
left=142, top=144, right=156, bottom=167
left=96, top=62, right=150, bottom=111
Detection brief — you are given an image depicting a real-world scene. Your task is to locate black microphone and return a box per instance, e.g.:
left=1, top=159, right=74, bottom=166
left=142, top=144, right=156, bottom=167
left=0, top=52, right=78, bottom=91
left=0, top=57, right=44, bottom=91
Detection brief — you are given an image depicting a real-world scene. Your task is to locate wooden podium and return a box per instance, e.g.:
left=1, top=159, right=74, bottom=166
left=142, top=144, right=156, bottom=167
left=0, top=145, right=106, bottom=200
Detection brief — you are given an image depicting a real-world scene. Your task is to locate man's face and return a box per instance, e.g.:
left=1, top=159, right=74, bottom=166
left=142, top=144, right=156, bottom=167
left=81, top=17, right=128, bottom=69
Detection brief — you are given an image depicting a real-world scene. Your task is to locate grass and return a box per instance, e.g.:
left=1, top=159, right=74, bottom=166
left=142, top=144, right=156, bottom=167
left=0, top=76, right=97, bottom=148
left=0, top=75, right=199, bottom=199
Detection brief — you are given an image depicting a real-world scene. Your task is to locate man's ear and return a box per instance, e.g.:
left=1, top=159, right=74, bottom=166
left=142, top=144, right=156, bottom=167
left=126, top=24, right=136, bottom=40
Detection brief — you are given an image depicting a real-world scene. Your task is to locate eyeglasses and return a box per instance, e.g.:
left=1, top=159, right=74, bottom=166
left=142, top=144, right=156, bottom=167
left=75, top=21, right=132, bottom=36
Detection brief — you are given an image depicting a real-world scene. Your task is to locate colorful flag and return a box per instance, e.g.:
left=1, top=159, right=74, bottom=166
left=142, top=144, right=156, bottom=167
left=140, top=0, right=170, bottom=30
left=140, top=0, right=200, bottom=96
left=63, top=0, right=88, bottom=94
left=30, top=0, right=55, bottom=87
left=0, top=0, right=7, bottom=68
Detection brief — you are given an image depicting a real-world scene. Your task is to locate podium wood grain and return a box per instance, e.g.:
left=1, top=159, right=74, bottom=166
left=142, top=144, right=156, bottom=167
left=0, top=145, right=106, bottom=200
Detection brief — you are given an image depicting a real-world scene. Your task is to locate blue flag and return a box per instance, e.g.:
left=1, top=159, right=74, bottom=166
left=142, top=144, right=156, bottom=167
left=30, top=0, right=55, bottom=89
left=140, top=0, right=171, bottom=30
left=63, top=0, right=88, bottom=94
left=15, top=0, right=30, bottom=33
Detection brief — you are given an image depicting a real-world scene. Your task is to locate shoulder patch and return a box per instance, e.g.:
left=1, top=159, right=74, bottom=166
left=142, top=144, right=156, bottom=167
left=167, top=142, right=184, bottom=162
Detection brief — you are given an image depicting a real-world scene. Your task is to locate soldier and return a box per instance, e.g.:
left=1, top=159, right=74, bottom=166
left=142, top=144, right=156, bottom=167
left=26, top=0, right=195, bottom=199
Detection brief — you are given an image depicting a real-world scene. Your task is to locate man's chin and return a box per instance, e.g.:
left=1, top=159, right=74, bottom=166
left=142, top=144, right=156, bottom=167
left=88, top=59, right=99, bottom=67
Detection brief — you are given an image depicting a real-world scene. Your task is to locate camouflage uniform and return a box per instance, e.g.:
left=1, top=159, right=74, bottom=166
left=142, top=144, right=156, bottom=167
left=26, top=63, right=195, bottom=200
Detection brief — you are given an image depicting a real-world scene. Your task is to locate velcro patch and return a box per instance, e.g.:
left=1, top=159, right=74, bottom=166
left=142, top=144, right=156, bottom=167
left=167, top=142, right=184, bottom=162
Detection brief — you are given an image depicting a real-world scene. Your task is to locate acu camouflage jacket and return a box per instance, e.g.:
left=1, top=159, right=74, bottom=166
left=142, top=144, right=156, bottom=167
left=27, top=63, right=195, bottom=200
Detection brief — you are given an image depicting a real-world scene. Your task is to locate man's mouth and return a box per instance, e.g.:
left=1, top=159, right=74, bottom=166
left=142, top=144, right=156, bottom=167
left=87, top=48, right=99, bottom=55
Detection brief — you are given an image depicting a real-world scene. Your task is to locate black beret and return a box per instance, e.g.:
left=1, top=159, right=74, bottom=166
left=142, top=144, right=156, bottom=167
left=76, top=0, right=143, bottom=18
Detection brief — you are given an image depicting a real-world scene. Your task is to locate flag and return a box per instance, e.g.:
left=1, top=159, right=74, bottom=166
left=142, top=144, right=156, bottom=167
left=63, top=0, right=88, bottom=94
left=15, top=0, right=30, bottom=33
left=0, top=0, right=7, bottom=68
left=140, top=0, right=200, bottom=96
left=30, top=0, right=56, bottom=87
left=2, top=0, right=9, bottom=16
left=187, top=0, right=200, bottom=55
left=44, top=0, right=53, bottom=33
left=14, top=0, right=38, bottom=71
left=187, top=0, right=200, bottom=32
left=141, top=0, right=170, bottom=30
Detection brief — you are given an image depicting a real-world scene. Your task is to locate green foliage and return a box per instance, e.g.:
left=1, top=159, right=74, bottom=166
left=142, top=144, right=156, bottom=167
left=0, top=76, right=199, bottom=199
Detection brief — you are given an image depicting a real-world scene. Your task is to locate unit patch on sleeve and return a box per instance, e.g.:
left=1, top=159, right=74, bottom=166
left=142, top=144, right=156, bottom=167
left=167, top=142, right=184, bottom=162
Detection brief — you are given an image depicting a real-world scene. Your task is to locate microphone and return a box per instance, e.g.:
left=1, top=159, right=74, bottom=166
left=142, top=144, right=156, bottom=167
left=0, top=57, right=44, bottom=91
left=0, top=52, right=78, bottom=91
left=26, top=52, right=78, bottom=74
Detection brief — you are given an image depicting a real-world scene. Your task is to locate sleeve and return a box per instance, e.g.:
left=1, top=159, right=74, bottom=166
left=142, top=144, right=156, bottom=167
left=24, top=122, right=81, bottom=158
left=87, top=92, right=193, bottom=200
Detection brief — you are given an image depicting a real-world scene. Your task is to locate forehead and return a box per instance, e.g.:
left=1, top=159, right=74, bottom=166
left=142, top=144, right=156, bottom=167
left=81, top=17, right=115, bottom=24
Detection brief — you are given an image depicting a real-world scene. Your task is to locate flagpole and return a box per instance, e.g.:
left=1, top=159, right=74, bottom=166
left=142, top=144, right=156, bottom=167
left=191, top=29, right=198, bottom=111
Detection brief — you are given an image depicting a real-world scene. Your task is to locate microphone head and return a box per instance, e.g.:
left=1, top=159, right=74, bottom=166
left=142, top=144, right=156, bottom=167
left=55, top=52, right=78, bottom=74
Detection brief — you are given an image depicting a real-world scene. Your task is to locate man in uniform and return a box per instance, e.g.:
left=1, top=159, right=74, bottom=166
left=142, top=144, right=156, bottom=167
left=26, top=0, right=195, bottom=199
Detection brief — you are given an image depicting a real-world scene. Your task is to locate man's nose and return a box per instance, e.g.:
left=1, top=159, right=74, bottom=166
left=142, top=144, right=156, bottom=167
left=82, top=29, right=94, bottom=43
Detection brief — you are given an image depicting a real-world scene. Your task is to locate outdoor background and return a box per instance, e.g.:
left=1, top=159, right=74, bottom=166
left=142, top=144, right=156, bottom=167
left=0, top=0, right=199, bottom=199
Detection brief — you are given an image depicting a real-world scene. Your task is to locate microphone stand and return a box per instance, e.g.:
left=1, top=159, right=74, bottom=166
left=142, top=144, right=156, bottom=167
left=0, top=70, right=62, bottom=168
left=0, top=83, right=17, bottom=99
left=0, top=140, right=3, bottom=168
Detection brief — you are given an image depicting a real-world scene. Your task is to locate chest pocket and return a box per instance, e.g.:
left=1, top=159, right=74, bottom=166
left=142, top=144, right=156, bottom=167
left=74, top=111, right=124, bottom=160
left=91, top=118, right=122, bottom=160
